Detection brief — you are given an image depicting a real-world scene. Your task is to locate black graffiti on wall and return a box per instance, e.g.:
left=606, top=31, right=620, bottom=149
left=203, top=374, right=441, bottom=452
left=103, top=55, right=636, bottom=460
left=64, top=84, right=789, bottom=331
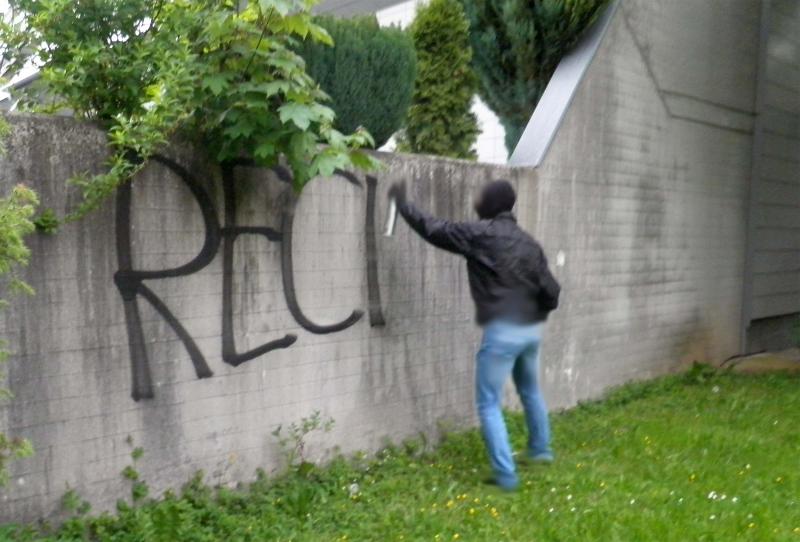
left=114, top=155, right=386, bottom=401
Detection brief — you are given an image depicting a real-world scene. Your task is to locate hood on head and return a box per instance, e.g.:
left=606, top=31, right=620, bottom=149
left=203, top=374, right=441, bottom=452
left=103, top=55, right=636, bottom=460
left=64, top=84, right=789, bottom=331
left=475, top=180, right=516, bottom=219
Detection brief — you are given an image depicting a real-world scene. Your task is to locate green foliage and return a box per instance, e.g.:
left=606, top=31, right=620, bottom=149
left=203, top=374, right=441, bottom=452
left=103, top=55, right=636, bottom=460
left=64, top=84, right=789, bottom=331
left=0, top=4, right=27, bottom=115
left=271, top=410, right=335, bottom=472
left=121, top=441, right=149, bottom=502
left=121, top=466, right=139, bottom=482
left=131, top=481, right=149, bottom=502
left=32, top=208, right=59, bottom=235
left=0, top=183, right=37, bottom=486
left=682, top=361, right=721, bottom=384
left=398, top=0, right=479, bottom=160
left=0, top=184, right=36, bottom=281
left=61, top=489, right=91, bottom=517
left=0, top=117, right=10, bottom=156
left=0, top=0, right=381, bottom=219
left=5, top=372, right=800, bottom=541
left=459, top=0, right=608, bottom=152
left=297, top=15, right=416, bottom=148
left=0, top=432, right=33, bottom=487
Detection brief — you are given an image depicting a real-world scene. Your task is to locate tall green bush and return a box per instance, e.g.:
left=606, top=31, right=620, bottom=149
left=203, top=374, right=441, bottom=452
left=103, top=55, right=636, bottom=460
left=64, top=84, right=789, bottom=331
left=399, top=0, right=479, bottom=160
left=298, top=16, right=416, bottom=149
left=459, top=0, right=608, bottom=153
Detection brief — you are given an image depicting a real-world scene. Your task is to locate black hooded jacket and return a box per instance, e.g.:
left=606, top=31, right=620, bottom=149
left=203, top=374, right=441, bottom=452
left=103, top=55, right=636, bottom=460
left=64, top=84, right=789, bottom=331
left=397, top=202, right=561, bottom=326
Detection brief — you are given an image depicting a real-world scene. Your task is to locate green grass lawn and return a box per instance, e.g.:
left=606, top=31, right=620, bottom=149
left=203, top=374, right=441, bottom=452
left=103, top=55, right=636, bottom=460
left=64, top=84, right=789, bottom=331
left=3, top=368, right=800, bottom=541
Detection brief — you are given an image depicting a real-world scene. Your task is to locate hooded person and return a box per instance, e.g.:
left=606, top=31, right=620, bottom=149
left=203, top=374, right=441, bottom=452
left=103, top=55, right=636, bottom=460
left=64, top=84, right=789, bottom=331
left=388, top=179, right=560, bottom=491
left=474, top=179, right=517, bottom=220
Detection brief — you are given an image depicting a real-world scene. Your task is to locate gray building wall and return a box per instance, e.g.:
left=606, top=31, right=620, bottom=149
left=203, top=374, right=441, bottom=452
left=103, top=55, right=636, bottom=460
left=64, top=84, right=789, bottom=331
left=525, top=0, right=759, bottom=404
left=0, top=0, right=771, bottom=523
left=745, top=0, right=800, bottom=350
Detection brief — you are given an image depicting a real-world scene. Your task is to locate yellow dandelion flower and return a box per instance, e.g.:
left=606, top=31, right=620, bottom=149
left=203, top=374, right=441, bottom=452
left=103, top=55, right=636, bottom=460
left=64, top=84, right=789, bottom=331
left=748, top=523, right=756, bottom=529
left=453, top=535, right=460, bottom=540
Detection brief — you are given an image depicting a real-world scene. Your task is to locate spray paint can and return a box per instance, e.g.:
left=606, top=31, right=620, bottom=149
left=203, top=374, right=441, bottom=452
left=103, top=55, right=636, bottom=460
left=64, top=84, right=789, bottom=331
left=384, top=197, right=398, bottom=237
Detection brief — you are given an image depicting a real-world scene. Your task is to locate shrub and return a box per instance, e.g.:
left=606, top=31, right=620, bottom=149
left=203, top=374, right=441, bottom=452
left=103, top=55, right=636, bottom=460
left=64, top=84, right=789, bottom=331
left=0, top=0, right=380, bottom=219
left=298, top=16, right=416, bottom=149
left=33, top=207, right=59, bottom=234
left=398, top=0, right=479, bottom=160
left=0, top=182, right=37, bottom=485
left=459, top=0, right=608, bottom=153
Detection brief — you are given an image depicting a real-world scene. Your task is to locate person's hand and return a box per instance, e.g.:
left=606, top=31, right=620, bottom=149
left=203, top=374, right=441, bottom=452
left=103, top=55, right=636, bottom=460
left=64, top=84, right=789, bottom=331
left=388, top=182, right=407, bottom=206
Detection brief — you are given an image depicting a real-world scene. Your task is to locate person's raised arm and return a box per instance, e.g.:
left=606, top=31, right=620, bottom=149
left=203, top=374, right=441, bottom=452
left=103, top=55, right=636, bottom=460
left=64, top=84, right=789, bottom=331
left=389, top=182, right=476, bottom=256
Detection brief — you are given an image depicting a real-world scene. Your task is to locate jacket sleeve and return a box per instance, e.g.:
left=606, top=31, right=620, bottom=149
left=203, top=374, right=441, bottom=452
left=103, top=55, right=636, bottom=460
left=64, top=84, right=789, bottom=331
left=398, top=202, right=476, bottom=256
left=536, top=252, right=561, bottom=311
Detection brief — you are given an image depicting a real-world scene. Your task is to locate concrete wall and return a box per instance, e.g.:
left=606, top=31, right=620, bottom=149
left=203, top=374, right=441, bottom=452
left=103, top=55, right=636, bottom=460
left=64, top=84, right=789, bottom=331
left=0, top=114, right=534, bottom=521
left=525, top=0, right=760, bottom=404
left=745, top=0, right=800, bottom=349
left=0, top=0, right=766, bottom=523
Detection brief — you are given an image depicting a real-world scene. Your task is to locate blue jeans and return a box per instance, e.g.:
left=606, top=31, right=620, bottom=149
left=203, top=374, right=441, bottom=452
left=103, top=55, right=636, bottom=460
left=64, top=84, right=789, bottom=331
left=476, top=321, right=552, bottom=489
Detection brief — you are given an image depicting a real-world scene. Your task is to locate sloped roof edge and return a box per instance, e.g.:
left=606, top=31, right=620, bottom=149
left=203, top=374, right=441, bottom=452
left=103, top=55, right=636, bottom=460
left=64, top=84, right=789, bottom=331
left=509, top=0, right=620, bottom=168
